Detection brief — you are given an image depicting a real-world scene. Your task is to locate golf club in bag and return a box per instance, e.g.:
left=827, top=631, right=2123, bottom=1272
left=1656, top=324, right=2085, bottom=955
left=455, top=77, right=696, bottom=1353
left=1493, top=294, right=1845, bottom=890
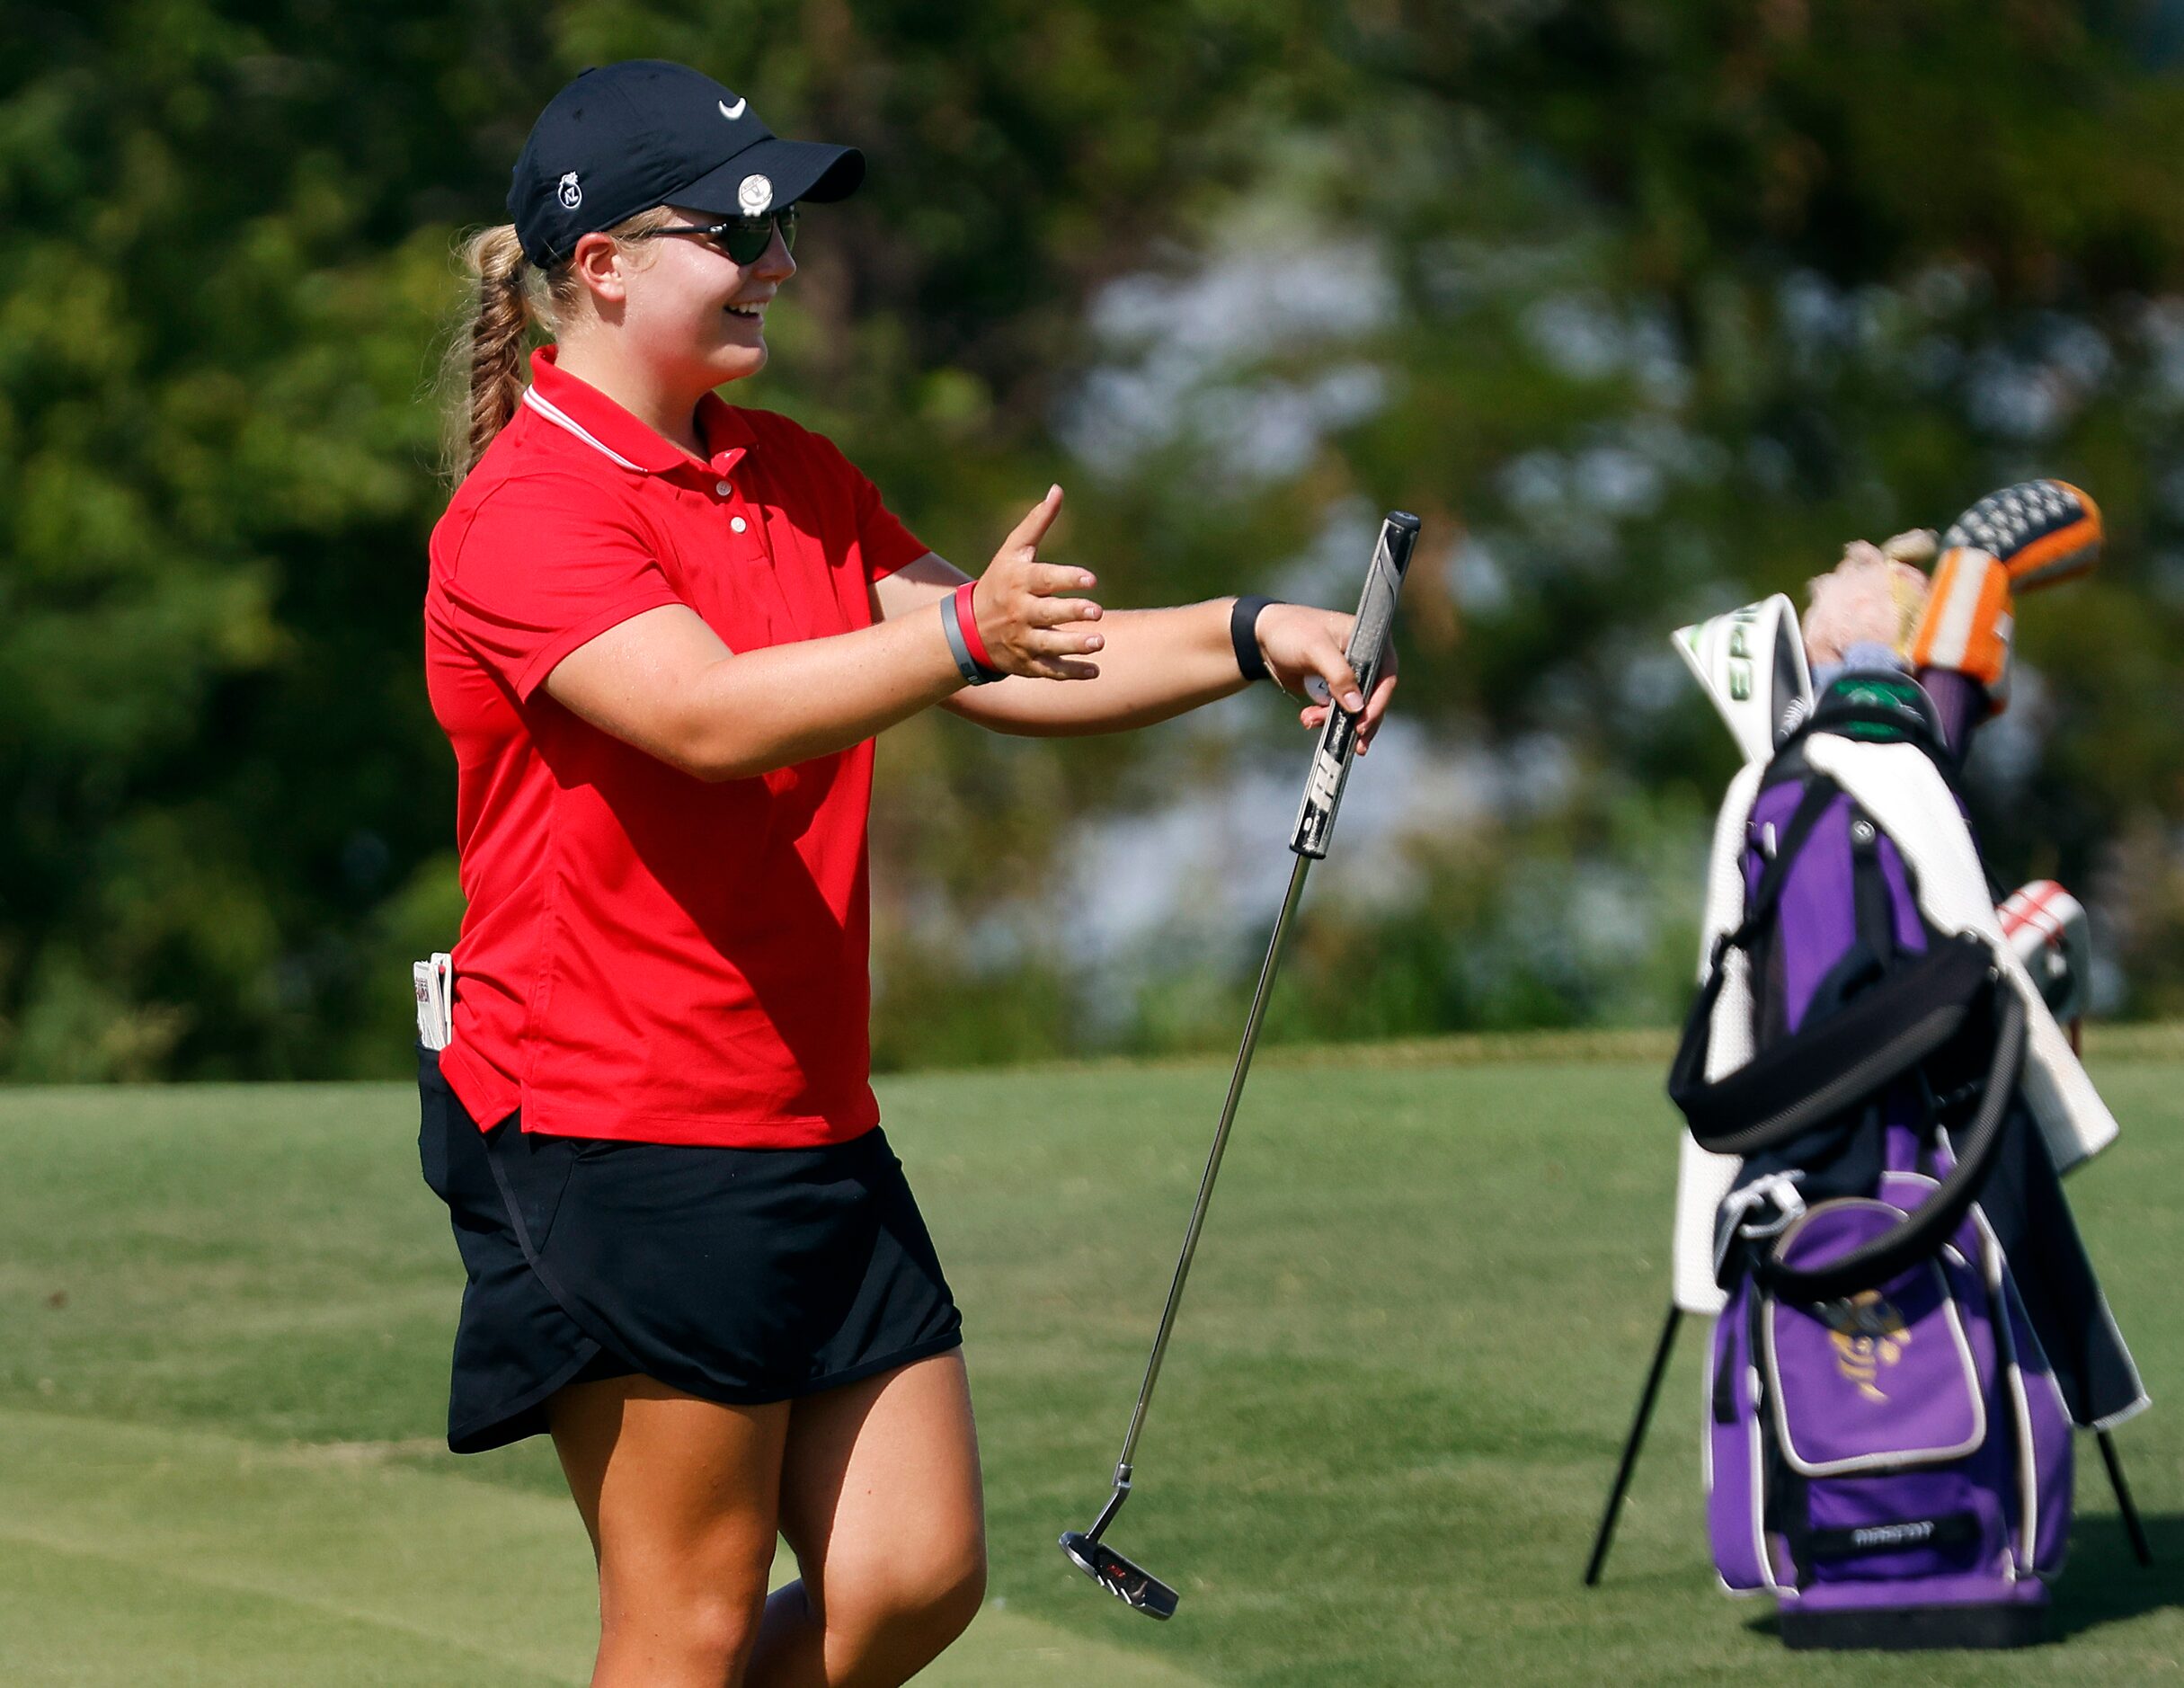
left=1060, top=510, right=1420, bottom=1620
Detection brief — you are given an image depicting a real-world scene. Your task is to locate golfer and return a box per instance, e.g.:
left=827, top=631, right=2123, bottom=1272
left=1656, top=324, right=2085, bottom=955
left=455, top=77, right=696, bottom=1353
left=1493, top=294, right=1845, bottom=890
left=422, top=59, right=1395, bottom=1687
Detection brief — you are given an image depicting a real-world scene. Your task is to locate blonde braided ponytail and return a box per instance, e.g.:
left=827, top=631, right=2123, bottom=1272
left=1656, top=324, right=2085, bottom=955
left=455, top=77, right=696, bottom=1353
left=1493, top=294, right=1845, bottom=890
left=438, top=209, right=681, bottom=485
left=440, top=225, right=536, bottom=484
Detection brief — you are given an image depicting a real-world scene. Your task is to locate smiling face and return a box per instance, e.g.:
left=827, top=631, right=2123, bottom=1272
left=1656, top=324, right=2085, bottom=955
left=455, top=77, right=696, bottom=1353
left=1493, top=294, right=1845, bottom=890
left=559, top=203, right=797, bottom=400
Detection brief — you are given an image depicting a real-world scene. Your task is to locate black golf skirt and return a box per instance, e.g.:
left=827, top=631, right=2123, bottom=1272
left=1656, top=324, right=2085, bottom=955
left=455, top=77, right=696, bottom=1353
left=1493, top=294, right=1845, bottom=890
left=417, top=1049, right=963, bottom=1453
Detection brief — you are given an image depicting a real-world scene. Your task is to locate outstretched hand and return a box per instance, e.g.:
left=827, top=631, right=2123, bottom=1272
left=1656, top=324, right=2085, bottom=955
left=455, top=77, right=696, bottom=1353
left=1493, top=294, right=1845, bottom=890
left=1255, top=603, right=1399, bottom=753
left=971, top=485, right=1105, bottom=680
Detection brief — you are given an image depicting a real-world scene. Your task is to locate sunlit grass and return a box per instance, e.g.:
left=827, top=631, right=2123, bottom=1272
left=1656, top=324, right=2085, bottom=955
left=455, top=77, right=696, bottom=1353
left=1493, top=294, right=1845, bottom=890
left=0, top=1057, right=2176, bottom=1684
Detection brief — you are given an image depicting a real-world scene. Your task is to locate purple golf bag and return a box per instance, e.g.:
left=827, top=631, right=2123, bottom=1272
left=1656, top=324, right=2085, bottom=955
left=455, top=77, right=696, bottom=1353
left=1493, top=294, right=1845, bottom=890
left=1666, top=673, right=2142, bottom=1649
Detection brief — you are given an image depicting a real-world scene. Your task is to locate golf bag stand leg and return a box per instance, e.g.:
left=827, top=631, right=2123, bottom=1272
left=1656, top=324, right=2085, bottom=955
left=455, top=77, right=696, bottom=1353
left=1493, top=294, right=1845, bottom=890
left=2097, top=1430, right=2155, bottom=1567
left=1583, top=1302, right=1682, bottom=1586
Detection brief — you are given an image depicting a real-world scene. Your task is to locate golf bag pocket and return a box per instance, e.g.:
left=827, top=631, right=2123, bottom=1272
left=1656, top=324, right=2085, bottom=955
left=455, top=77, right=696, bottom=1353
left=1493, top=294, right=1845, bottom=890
left=1707, top=1180, right=2074, bottom=1634
left=1763, top=1200, right=1984, bottom=1477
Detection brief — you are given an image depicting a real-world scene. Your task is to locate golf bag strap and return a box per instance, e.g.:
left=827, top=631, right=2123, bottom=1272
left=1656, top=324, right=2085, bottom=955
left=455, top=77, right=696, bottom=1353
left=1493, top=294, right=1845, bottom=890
left=1674, top=935, right=1995, bottom=1156
left=1705, top=773, right=1841, bottom=976
left=1762, top=984, right=2027, bottom=1302
left=1666, top=776, right=1842, bottom=1115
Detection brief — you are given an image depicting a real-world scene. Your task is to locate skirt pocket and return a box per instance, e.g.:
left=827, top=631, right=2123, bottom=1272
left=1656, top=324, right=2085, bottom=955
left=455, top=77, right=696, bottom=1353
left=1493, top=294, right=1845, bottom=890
left=484, top=1125, right=582, bottom=1263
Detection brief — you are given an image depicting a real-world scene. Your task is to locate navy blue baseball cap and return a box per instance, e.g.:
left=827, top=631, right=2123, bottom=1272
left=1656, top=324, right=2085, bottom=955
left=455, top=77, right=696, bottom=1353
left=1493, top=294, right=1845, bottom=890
left=509, top=60, right=865, bottom=266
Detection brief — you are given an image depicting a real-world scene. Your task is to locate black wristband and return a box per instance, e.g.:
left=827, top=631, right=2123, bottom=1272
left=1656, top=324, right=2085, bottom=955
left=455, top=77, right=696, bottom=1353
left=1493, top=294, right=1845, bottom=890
left=1230, top=595, right=1278, bottom=682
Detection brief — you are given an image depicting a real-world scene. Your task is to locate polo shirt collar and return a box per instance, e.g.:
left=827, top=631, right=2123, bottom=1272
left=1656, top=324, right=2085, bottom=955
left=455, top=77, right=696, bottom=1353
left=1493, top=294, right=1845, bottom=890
left=697, top=391, right=757, bottom=461
left=524, top=347, right=757, bottom=476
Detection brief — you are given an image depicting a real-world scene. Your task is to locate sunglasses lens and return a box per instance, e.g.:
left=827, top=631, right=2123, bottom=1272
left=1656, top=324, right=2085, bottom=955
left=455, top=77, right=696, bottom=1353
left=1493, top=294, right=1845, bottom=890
left=724, top=209, right=795, bottom=264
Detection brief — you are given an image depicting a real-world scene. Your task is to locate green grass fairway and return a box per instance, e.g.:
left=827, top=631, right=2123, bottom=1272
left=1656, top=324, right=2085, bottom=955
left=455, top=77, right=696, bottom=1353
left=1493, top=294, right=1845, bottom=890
left=0, top=1058, right=2177, bottom=1684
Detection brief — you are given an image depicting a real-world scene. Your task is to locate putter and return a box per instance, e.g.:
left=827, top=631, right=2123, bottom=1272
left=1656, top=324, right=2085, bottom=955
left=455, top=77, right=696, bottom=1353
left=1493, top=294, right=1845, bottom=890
left=1061, top=510, right=1420, bottom=1619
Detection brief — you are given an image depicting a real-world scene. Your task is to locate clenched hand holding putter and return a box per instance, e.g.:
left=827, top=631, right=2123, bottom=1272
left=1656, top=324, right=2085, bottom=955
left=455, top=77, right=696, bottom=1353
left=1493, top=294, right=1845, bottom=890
left=1061, top=511, right=1420, bottom=1620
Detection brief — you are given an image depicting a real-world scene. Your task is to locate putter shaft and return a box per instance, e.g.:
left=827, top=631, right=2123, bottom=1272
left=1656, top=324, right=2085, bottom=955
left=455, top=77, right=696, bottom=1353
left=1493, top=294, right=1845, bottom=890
left=1100, top=851, right=1313, bottom=1511
left=1064, top=512, right=1416, bottom=1616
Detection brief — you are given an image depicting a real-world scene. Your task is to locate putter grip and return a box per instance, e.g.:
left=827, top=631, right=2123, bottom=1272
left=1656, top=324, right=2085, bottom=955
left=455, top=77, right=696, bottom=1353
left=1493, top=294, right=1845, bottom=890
left=1289, top=511, right=1419, bottom=857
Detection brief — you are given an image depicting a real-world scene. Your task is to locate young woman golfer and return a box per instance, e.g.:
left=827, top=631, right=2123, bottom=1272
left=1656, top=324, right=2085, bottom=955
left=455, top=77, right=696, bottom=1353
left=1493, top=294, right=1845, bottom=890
left=422, top=60, right=1396, bottom=1688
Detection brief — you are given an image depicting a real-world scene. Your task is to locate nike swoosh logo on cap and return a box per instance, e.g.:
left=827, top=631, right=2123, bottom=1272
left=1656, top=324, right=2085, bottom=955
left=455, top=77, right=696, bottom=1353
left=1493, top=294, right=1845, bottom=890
left=719, top=97, right=747, bottom=120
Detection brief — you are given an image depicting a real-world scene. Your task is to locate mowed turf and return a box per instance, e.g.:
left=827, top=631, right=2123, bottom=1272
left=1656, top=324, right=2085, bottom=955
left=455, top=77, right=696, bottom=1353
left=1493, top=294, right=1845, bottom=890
left=0, top=1057, right=2176, bottom=1685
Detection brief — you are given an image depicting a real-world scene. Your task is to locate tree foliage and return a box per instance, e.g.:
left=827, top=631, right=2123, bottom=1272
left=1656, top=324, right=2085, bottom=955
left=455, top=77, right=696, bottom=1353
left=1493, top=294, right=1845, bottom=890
left=7, top=1, right=2184, bottom=1077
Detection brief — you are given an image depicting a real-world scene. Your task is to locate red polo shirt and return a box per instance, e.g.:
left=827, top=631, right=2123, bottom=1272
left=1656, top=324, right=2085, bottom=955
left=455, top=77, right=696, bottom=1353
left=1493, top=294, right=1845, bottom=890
left=425, top=348, right=929, bottom=1146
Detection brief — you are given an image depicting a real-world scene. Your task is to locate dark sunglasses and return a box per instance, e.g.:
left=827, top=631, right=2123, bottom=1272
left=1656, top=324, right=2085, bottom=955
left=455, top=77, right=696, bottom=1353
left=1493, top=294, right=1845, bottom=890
left=633, top=205, right=799, bottom=265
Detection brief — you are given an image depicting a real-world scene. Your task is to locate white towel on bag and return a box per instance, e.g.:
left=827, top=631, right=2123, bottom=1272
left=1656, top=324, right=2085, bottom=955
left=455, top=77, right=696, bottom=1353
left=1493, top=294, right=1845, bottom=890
left=1669, top=734, right=2118, bottom=1315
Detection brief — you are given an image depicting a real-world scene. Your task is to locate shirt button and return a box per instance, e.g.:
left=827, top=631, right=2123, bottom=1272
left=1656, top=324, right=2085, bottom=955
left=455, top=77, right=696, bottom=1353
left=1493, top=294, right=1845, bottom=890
left=730, top=516, right=748, bottom=534
left=715, top=481, right=732, bottom=497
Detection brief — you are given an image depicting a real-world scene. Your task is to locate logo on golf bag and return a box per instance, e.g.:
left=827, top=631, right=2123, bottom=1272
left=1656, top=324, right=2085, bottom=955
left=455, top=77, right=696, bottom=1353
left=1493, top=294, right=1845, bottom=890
left=1851, top=1520, right=1937, bottom=1550
left=1820, top=1291, right=1912, bottom=1402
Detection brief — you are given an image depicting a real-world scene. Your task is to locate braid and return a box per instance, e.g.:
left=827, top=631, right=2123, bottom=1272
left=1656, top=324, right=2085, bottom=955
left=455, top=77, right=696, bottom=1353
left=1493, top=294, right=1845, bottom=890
left=440, top=225, right=536, bottom=484
left=436, top=207, right=682, bottom=485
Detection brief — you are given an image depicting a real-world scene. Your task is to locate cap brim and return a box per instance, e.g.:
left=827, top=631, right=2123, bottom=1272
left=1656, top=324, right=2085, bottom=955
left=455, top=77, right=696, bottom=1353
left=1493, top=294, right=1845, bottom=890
left=679, top=138, right=865, bottom=214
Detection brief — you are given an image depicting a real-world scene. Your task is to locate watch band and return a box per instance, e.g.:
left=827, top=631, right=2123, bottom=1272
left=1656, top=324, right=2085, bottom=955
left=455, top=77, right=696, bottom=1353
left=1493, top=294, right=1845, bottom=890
left=1230, top=595, right=1278, bottom=682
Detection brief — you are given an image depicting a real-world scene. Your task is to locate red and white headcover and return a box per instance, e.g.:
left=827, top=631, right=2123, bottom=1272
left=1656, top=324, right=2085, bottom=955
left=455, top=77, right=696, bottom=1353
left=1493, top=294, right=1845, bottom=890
left=1998, top=880, right=2090, bottom=1027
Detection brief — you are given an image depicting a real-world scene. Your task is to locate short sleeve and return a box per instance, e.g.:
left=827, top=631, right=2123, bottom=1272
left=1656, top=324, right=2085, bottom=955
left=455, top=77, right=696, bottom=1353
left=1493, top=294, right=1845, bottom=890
left=433, top=474, right=687, bottom=701
left=801, top=433, right=928, bottom=582
left=855, top=473, right=929, bottom=582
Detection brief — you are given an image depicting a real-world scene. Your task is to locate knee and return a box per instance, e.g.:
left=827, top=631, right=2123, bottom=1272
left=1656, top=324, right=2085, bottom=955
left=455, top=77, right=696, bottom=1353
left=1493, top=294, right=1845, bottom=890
left=883, top=1535, right=987, bottom=1639
left=686, top=1588, right=768, bottom=1671
left=599, top=1579, right=765, bottom=1680
left=928, top=1538, right=988, bottom=1639
left=833, top=1533, right=988, bottom=1660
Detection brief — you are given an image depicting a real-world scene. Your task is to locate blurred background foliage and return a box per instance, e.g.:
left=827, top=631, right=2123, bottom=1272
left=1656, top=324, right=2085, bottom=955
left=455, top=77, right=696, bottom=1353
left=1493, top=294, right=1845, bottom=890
left=10, top=0, right=2184, bottom=1079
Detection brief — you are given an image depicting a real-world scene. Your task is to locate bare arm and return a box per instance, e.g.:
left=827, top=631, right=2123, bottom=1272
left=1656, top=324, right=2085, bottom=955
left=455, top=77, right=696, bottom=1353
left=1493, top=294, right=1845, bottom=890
left=545, top=600, right=970, bottom=780
left=875, top=549, right=1398, bottom=745
left=546, top=484, right=1392, bottom=778
left=876, top=554, right=1248, bottom=735
left=544, top=493, right=1100, bottom=780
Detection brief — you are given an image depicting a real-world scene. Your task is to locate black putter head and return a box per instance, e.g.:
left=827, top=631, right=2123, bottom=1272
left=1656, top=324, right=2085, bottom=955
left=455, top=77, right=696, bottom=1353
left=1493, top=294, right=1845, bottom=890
left=1060, top=1532, right=1179, bottom=1620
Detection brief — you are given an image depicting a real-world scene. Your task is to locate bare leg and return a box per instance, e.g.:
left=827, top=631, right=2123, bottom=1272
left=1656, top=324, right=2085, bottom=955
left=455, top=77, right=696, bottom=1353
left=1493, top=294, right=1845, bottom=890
left=748, top=1351, right=987, bottom=1687
left=549, top=1374, right=792, bottom=1688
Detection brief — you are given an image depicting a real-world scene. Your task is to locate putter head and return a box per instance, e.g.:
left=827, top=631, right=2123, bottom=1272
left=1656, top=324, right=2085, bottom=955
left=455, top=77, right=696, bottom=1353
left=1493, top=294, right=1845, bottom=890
left=1060, top=1532, right=1179, bottom=1620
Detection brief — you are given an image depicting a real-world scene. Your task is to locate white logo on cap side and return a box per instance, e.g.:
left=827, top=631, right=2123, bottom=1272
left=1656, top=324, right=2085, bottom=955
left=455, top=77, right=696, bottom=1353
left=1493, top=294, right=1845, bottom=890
left=719, top=97, right=747, bottom=120
left=738, top=173, right=773, bottom=215
left=557, top=171, right=582, bottom=210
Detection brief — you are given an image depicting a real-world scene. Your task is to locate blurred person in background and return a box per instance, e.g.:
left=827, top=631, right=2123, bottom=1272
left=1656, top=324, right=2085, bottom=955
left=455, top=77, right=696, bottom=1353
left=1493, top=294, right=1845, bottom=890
left=419, top=58, right=1395, bottom=1688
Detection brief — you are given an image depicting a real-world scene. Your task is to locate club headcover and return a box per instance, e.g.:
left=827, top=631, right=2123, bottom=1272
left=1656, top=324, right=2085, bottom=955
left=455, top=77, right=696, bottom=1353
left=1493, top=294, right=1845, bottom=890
left=1671, top=594, right=1814, bottom=765
left=1999, top=879, right=2091, bottom=1026
left=1940, top=478, right=2102, bottom=594
left=1910, top=546, right=2014, bottom=713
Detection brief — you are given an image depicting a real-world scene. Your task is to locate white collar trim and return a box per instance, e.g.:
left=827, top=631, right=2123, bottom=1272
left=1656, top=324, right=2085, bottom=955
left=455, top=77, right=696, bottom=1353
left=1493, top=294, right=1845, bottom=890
left=521, top=386, right=648, bottom=473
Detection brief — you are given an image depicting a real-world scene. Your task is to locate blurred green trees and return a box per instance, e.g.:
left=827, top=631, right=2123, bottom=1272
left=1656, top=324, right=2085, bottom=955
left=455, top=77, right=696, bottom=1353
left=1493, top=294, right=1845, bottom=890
left=7, top=1, right=2184, bottom=1078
